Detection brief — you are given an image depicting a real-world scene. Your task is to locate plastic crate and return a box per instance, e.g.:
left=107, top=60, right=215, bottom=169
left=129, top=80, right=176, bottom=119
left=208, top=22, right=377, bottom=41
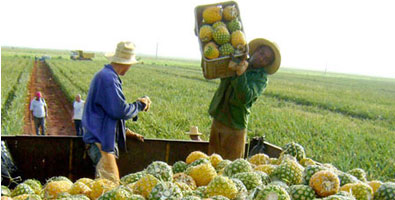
left=195, top=1, right=248, bottom=80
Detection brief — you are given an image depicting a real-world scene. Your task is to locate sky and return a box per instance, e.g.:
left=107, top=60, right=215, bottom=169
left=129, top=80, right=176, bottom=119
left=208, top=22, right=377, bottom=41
left=1, top=0, right=395, bottom=78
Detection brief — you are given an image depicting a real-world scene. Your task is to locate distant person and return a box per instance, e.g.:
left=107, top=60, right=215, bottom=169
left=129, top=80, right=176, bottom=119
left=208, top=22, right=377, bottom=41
left=186, top=126, right=203, bottom=141
left=30, top=92, right=48, bottom=135
left=72, top=94, right=85, bottom=136
left=208, top=38, right=281, bottom=160
left=82, top=41, right=150, bottom=183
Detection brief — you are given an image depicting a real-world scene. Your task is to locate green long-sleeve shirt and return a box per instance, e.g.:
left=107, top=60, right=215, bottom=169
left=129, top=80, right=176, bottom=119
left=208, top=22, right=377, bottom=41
left=208, top=66, right=268, bottom=130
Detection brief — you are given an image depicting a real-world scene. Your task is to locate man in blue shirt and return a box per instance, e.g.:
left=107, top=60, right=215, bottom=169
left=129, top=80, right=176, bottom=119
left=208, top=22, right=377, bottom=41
left=82, top=41, right=151, bottom=183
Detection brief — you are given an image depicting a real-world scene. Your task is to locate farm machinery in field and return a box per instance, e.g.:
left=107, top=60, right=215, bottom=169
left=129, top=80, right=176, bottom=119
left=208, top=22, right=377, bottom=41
left=70, top=50, right=94, bottom=60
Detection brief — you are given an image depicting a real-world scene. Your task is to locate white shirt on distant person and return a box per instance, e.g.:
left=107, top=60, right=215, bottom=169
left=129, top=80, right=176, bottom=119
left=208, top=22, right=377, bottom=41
left=30, top=98, right=46, bottom=118
left=73, top=100, right=85, bottom=120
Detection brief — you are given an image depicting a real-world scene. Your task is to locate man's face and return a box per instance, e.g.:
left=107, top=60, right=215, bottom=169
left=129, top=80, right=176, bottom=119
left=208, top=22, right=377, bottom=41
left=119, top=64, right=132, bottom=76
left=250, top=46, right=274, bottom=69
left=76, top=95, right=81, bottom=102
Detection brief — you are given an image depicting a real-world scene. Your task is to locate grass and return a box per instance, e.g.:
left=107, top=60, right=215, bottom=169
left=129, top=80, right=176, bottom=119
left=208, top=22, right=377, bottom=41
left=2, top=47, right=394, bottom=181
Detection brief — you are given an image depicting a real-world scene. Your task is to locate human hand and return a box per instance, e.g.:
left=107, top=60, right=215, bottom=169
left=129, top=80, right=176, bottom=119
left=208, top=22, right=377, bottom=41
left=138, top=96, right=151, bottom=112
left=126, top=128, right=144, bottom=142
left=236, top=60, right=249, bottom=76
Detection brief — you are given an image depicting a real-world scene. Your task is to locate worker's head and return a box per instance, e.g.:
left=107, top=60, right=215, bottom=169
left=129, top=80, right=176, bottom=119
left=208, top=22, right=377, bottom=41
left=75, top=94, right=81, bottom=102
left=105, top=41, right=139, bottom=76
left=248, top=38, right=281, bottom=74
left=35, top=92, right=42, bottom=99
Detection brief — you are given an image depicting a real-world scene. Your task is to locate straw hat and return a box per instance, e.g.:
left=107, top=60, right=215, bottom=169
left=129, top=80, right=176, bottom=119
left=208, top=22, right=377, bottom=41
left=105, top=41, right=139, bottom=65
left=248, top=38, right=281, bottom=75
left=185, top=126, right=203, bottom=136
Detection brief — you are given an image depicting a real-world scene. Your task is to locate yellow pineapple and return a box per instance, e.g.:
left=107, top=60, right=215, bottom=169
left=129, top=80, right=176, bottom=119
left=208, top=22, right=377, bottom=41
left=248, top=153, right=270, bottom=166
left=69, top=181, right=92, bottom=196
left=309, top=170, right=340, bottom=197
left=367, top=180, right=383, bottom=193
left=223, top=5, right=238, bottom=21
left=202, top=6, right=222, bottom=24
left=254, top=164, right=277, bottom=176
left=88, top=178, right=117, bottom=200
left=203, top=42, right=220, bottom=59
left=186, top=151, right=209, bottom=164
left=132, top=174, right=160, bottom=198
left=209, top=153, right=223, bottom=168
left=173, top=173, right=197, bottom=190
left=206, top=176, right=238, bottom=199
left=44, top=180, right=73, bottom=199
left=186, top=163, right=217, bottom=186
left=199, top=25, right=214, bottom=43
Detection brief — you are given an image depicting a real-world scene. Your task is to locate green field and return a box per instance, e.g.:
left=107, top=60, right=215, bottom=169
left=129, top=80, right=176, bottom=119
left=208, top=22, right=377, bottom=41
left=1, top=47, right=395, bottom=181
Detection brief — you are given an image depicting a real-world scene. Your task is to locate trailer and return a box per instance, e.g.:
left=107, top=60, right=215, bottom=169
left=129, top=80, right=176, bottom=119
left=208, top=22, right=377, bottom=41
left=1, top=136, right=281, bottom=183
left=70, top=50, right=94, bottom=60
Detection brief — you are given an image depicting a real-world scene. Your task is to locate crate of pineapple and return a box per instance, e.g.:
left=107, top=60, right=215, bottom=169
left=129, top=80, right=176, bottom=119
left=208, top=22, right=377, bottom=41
left=195, top=1, right=248, bottom=80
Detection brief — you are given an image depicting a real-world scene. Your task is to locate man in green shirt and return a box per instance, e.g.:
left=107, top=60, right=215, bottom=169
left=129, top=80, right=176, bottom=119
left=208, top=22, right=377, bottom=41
left=208, top=38, right=281, bottom=160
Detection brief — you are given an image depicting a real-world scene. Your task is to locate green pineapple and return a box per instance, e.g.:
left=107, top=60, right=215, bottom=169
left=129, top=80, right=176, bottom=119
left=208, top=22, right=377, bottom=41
left=347, top=168, right=367, bottom=182
left=146, top=161, right=173, bottom=182
left=12, top=194, right=42, bottom=200
left=254, top=185, right=291, bottom=200
left=255, top=171, right=271, bottom=185
left=219, top=43, right=235, bottom=56
left=206, top=175, right=238, bottom=199
left=98, top=186, right=132, bottom=200
left=227, top=19, right=242, bottom=33
left=337, top=172, right=359, bottom=186
left=148, top=182, right=183, bottom=200
left=22, top=179, right=42, bottom=195
left=213, top=26, right=230, bottom=45
left=181, top=196, right=201, bottom=200
left=373, top=182, right=395, bottom=200
left=1, top=185, right=11, bottom=196
left=232, top=172, right=262, bottom=191
left=289, top=185, right=316, bottom=200
left=211, top=195, right=230, bottom=200
left=215, top=160, right=231, bottom=173
left=223, top=158, right=252, bottom=177
left=282, top=142, right=306, bottom=161
left=120, top=171, right=146, bottom=185
left=271, top=159, right=304, bottom=185
left=11, top=183, right=35, bottom=197
left=231, top=178, right=248, bottom=199
left=173, top=161, right=188, bottom=174
left=351, top=182, right=373, bottom=200
left=213, top=21, right=227, bottom=29
left=193, top=186, right=208, bottom=198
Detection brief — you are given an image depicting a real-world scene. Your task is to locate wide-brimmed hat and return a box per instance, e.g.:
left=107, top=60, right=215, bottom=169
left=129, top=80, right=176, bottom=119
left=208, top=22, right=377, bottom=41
left=185, top=126, right=202, bottom=136
left=105, top=41, right=139, bottom=65
left=248, top=38, right=281, bottom=75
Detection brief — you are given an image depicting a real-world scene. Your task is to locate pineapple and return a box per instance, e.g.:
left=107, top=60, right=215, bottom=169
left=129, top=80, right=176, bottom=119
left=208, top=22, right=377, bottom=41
left=227, top=19, right=242, bottom=33
left=223, top=5, right=238, bottom=21
left=132, top=174, right=160, bottom=198
left=97, top=186, right=132, bottom=200
left=120, top=171, right=146, bottom=185
left=210, top=195, right=230, bottom=200
left=43, top=180, right=73, bottom=199
left=148, top=182, right=183, bottom=200
left=231, top=30, right=247, bottom=51
left=254, top=185, right=291, bottom=200
left=213, top=26, right=230, bottom=45
left=193, top=186, right=208, bottom=198
left=219, top=43, right=235, bottom=56
left=271, top=159, right=304, bottom=185
left=347, top=168, right=367, bottom=182
left=202, top=6, right=222, bottom=24
left=309, top=170, right=340, bottom=197
left=223, top=159, right=252, bottom=177
left=299, top=158, right=317, bottom=167
left=146, top=161, right=173, bottom=182
left=1, top=185, right=11, bottom=197
left=215, top=160, right=231, bottom=173
left=232, top=172, right=262, bottom=191
left=11, top=183, right=35, bottom=198
left=75, top=178, right=94, bottom=186
left=188, top=158, right=211, bottom=169
left=173, top=161, right=188, bottom=174
left=181, top=196, right=201, bottom=200
left=129, top=194, right=145, bottom=200
left=58, top=194, right=91, bottom=200
left=249, top=153, right=270, bottom=166
left=199, top=25, right=214, bottom=43
left=367, top=180, right=382, bottom=193
left=173, top=173, right=197, bottom=190
left=212, top=21, right=226, bottom=29
left=204, top=42, right=220, bottom=59
left=88, top=178, right=118, bottom=200
left=68, top=181, right=92, bottom=196
left=337, top=172, right=359, bottom=186
left=282, top=142, right=306, bottom=161
left=22, top=179, right=42, bottom=195
left=209, top=154, right=223, bottom=168
left=186, top=163, right=217, bottom=187
left=12, top=194, right=41, bottom=200
left=255, top=171, right=271, bottom=185
left=288, top=185, right=316, bottom=200
left=231, top=178, right=248, bottom=199
left=350, top=182, right=373, bottom=200
left=1, top=196, right=13, bottom=200
left=303, top=165, right=327, bottom=185
left=186, top=151, right=209, bottom=164
left=206, top=176, right=238, bottom=199
left=254, top=164, right=277, bottom=176
left=46, top=176, right=72, bottom=184
left=374, top=182, right=395, bottom=200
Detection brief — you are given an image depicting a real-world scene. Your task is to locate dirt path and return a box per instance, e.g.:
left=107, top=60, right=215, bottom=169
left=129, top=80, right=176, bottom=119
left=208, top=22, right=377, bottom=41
left=23, top=61, right=75, bottom=136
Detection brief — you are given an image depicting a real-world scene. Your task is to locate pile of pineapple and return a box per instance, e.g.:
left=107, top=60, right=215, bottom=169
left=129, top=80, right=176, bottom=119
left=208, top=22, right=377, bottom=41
left=2, top=142, right=395, bottom=200
left=198, top=4, right=247, bottom=60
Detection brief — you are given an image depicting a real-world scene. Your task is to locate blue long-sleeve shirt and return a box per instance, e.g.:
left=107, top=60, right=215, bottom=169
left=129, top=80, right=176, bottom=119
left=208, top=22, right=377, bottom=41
left=82, top=64, right=145, bottom=153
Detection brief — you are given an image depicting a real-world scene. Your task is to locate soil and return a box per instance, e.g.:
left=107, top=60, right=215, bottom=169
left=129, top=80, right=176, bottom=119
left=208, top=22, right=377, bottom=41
left=23, top=61, right=75, bottom=136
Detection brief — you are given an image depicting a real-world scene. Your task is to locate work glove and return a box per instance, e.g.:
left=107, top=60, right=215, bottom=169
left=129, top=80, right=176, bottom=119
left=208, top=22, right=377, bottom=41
left=126, top=128, right=144, bottom=142
left=137, top=96, right=151, bottom=112
left=228, top=60, right=249, bottom=76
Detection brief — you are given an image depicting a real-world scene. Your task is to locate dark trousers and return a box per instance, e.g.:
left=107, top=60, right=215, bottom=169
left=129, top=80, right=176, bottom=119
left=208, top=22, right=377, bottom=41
left=74, top=120, right=84, bottom=136
left=34, top=117, right=45, bottom=135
